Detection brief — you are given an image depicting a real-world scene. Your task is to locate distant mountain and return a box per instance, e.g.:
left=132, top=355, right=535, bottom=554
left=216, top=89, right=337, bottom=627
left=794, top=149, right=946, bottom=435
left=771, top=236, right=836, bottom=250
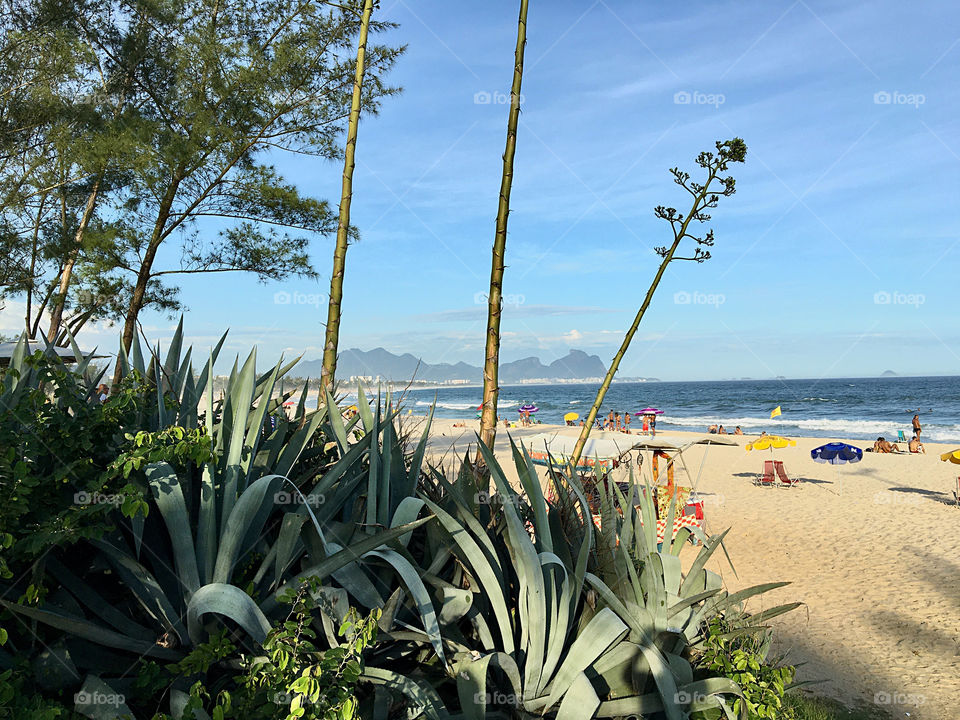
left=294, top=347, right=607, bottom=383
left=881, top=370, right=898, bottom=377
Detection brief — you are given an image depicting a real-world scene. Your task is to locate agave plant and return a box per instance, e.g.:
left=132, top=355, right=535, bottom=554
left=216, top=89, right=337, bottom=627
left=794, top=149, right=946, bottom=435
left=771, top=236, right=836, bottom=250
left=2, top=337, right=439, bottom=718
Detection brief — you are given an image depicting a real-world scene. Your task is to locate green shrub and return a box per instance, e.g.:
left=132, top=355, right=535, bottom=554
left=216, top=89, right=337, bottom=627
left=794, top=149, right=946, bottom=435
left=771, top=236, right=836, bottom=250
left=694, top=616, right=796, bottom=719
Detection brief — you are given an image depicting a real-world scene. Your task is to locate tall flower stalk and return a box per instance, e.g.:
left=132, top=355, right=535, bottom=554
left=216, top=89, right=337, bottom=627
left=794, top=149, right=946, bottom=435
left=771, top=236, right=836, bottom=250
left=479, top=0, right=529, bottom=450
left=321, top=0, right=376, bottom=393
left=568, top=139, right=747, bottom=470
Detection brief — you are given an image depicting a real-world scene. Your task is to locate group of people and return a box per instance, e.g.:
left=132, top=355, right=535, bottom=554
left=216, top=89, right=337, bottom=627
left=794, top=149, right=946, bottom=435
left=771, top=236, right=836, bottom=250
left=707, top=424, right=744, bottom=435
left=599, top=410, right=656, bottom=435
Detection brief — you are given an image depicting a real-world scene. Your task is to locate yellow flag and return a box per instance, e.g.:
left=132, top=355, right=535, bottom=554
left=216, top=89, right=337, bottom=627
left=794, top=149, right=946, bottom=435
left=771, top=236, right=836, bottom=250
left=770, top=405, right=782, bottom=418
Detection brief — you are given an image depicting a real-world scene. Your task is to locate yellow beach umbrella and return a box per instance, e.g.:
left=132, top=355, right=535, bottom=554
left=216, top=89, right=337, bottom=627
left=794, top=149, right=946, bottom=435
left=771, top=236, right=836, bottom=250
left=939, top=449, right=960, bottom=464
left=745, top=435, right=796, bottom=451
left=563, top=412, right=579, bottom=422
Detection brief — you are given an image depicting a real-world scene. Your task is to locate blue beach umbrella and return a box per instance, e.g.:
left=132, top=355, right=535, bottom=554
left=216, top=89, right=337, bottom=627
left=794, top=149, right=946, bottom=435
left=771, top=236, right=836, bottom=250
left=811, top=442, right=863, bottom=465
left=811, top=442, right=863, bottom=494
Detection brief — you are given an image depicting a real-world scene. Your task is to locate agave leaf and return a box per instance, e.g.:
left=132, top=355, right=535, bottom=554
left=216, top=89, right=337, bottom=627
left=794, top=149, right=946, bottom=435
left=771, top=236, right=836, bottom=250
left=197, top=356, right=218, bottom=584
left=365, top=548, right=445, bottom=666
left=679, top=528, right=730, bottom=597
left=419, top=500, right=513, bottom=654
left=212, top=474, right=283, bottom=584
left=74, top=674, right=136, bottom=719
left=454, top=651, right=521, bottom=720
left=404, top=404, right=434, bottom=499
left=362, top=666, right=448, bottom=720
left=595, top=693, right=665, bottom=718
left=0, top=600, right=180, bottom=659
left=266, top=517, right=434, bottom=614
left=707, top=582, right=791, bottom=616
left=357, top=385, right=375, bottom=432
left=512, top=437, right=552, bottom=553
left=325, top=387, right=349, bottom=451
left=476, top=439, right=546, bottom=699
left=555, top=672, right=601, bottom=720
left=743, top=602, right=803, bottom=626
left=147, top=463, right=201, bottom=596
left=220, top=348, right=258, bottom=529
left=390, top=497, right=426, bottom=548
left=45, top=558, right=155, bottom=641
left=366, top=397, right=382, bottom=532
left=239, top=359, right=283, bottom=484
left=274, top=408, right=326, bottom=480
left=186, top=583, right=272, bottom=645
left=543, top=607, right=628, bottom=709
left=92, top=540, right=186, bottom=643
left=274, top=513, right=308, bottom=587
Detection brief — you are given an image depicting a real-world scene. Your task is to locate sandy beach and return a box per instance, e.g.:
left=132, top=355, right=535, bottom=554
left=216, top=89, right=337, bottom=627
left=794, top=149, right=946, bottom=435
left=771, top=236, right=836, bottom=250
left=420, top=418, right=960, bottom=720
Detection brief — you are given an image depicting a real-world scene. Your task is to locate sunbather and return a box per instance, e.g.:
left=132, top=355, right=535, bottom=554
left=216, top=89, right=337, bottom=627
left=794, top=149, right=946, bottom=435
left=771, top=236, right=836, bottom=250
left=908, top=434, right=925, bottom=454
left=873, top=436, right=899, bottom=453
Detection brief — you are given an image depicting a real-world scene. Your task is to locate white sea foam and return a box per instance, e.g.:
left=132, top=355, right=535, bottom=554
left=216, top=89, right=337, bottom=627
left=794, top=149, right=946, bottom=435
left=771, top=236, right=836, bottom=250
left=660, top=414, right=960, bottom=442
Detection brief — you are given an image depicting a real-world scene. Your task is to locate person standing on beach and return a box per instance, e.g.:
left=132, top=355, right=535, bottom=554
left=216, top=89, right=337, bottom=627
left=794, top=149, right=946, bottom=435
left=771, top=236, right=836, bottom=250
left=912, top=413, right=921, bottom=437
left=606, top=410, right=614, bottom=431
left=624, top=413, right=631, bottom=433
left=650, top=414, right=656, bottom=436
left=615, top=412, right=622, bottom=431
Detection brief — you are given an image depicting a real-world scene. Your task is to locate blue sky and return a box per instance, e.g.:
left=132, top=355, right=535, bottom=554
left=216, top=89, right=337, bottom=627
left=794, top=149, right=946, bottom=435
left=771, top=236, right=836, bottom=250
left=20, top=0, right=960, bottom=380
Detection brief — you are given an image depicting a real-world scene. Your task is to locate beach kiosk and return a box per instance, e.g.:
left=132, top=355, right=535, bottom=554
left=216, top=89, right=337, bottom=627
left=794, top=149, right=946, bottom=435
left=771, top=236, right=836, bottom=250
left=523, top=432, right=736, bottom=544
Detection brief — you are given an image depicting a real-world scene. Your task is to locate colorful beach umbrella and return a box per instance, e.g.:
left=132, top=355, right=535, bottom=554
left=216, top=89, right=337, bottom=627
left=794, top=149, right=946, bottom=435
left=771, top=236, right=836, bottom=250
left=518, top=404, right=539, bottom=413
left=637, top=407, right=663, bottom=415
left=939, top=449, right=960, bottom=464
left=811, top=442, right=863, bottom=465
left=745, top=435, right=796, bottom=451
left=812, top=442, right=862, bottom=495
left=563, top=411, right=579, bottom=422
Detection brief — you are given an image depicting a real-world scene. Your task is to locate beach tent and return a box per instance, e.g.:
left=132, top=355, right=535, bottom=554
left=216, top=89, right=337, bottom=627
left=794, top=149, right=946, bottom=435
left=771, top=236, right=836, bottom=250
left=0, top=338, right=105, bottom=367
left=522, top=431, right=736, bottom=484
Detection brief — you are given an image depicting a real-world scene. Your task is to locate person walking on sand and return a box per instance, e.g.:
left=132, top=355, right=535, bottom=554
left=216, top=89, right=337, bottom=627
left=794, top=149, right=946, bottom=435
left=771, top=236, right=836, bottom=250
left=912, top=413, right=921, bottom=438
left=606, top=410, right=614, bottom=431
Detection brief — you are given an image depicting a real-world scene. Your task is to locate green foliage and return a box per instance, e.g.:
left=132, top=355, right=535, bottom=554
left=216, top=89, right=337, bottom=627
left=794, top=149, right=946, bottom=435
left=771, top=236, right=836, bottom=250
left=106, top=426, right=213, bottom=482
left=0, top=347, right=151, bottom=575
left=695, top=616, right=796, bottom=720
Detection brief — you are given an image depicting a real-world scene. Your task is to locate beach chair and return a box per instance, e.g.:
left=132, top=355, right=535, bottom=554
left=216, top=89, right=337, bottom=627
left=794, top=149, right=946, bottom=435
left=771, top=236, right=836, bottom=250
left=754, top=460, right=776, bottom=487
left=773, top=460, right=801, bottom=487
left=897, top=430, right=907, bottom=443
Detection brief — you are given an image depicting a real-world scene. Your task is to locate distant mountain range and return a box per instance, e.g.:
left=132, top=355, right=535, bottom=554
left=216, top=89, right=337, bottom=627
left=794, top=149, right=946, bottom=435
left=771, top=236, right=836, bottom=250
left=294, top=348, right=609, bottom=383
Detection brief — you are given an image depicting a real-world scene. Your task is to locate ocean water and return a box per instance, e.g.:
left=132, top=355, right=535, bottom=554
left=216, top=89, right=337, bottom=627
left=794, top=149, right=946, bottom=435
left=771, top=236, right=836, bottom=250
left=401, top=376, right=960, bottom=444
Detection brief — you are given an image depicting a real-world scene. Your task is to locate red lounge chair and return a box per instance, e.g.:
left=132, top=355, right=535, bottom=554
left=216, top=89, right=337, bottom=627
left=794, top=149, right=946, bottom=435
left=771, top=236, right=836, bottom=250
left=774, top=460, right=801, bottom=487
left=754, top=460, right=776, bottom=487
